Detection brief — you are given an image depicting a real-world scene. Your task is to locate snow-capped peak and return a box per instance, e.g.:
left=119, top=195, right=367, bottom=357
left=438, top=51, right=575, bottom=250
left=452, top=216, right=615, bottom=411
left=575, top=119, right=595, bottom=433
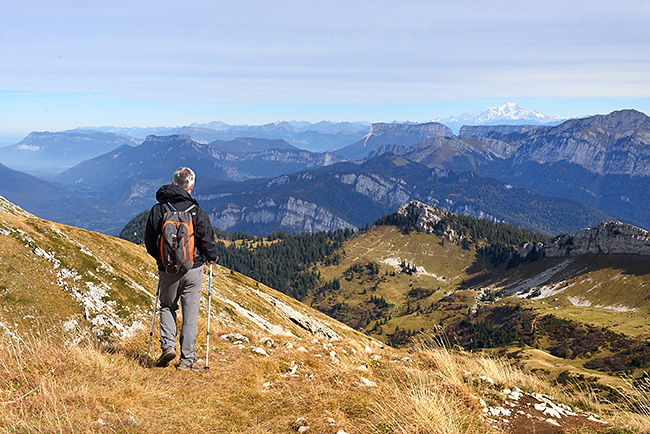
left=434, top=103, right=565, bottom=134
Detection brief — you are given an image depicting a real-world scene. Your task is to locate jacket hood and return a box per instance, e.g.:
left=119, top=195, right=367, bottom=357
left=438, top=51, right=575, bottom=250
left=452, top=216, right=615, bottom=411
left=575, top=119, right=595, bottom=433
left=155, top=184, right=198, bottom=206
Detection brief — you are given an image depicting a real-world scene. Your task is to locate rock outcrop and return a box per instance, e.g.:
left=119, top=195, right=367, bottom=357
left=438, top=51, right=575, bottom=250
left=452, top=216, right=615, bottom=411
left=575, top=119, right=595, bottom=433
left=256, top=290, right=341, bottom=341
left=544, top=221, right=650, bottom=256
left=518, top=220, right=650, bottom=258
left=396, top=200, right=462, bottom=243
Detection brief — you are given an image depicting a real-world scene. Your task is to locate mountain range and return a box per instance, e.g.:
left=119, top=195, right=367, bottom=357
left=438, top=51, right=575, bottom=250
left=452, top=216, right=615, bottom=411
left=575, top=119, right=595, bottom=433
left=196, top=155, right=609, bottom=236
left=435, top=102, right=565, bottom=134
left=373, top=109, right=650, bottom=230
left=85, top=120, right=371, bottom=153
left=0, top=130, right=142, bottom=177
left=0, top=106, right=648, bottom=239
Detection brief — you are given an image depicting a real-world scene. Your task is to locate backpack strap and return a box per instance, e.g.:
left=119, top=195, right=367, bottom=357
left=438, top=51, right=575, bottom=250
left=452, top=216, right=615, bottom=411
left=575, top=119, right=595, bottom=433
left=165, top=202, right=196, bottom=213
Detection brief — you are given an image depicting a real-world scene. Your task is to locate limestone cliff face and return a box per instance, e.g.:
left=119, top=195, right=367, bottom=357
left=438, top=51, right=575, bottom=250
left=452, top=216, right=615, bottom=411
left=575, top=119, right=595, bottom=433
left=368, top=122, right=453, bottom=137
left=543, top=221, right=650, bottom=256
left=459, top=124, right=549, bottom=137
left=210, top=196, right=356, bottom=234
left=336, top=121, right=453, bottom=160
left=516, top=220, right=650, bottom=258
left=337, top=173, right=412, bottom=208
left=244, top=149, right=346, bottom=167
left=513, top=110, right=650, bottom=177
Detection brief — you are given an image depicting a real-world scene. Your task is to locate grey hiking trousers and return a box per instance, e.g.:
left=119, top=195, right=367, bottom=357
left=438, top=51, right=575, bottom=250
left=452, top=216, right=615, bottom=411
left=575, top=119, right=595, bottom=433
left=158, top=266, right=203, bottom=365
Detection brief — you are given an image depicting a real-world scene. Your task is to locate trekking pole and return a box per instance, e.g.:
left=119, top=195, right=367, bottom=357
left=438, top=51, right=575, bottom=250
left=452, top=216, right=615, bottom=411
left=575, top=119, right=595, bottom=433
left=145, top=280, right=161, bottom=368
left=204, top=261, right=214, bottom=371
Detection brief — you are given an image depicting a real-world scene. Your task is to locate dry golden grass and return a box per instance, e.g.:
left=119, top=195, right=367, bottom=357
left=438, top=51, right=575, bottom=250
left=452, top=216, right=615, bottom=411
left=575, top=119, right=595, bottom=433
left=3, top=326, right=650, bottom=434
left=0, top=323, right=497, bottom=434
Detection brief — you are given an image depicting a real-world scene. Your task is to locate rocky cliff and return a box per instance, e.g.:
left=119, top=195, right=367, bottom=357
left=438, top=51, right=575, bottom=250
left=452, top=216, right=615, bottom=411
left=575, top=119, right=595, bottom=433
left=512, top=109, right=650, bottom=177
left=368, top=122, right=453, bottom=137
left=517, top=220, right=650, bottom=258
left=210, top=196, right=357, bottom=234
left=459, top=124, right=549, bottom=138
left=243, top=149, right=346, bottom=168
left=544, top=221, right=650, bottom=257
left=335, top=121, right=453, bottom=160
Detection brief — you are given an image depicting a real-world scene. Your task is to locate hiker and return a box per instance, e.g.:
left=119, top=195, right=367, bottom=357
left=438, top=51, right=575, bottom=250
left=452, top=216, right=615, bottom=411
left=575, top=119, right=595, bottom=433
left=144, top=167, right=219, bottom=371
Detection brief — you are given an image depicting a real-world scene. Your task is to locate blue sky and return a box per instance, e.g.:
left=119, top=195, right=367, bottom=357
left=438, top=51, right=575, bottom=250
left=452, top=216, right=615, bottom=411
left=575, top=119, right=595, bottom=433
left=1, top=0, right=649, bottom=138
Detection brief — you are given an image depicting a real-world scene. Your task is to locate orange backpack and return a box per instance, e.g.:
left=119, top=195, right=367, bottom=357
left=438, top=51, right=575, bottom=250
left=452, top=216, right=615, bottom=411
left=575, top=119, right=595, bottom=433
left=158, top=203, right=196, bottom=274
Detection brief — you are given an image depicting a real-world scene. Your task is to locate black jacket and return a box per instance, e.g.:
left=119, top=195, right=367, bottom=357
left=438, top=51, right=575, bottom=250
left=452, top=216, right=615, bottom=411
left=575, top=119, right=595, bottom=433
left=144, top=184, right=219, bottom=270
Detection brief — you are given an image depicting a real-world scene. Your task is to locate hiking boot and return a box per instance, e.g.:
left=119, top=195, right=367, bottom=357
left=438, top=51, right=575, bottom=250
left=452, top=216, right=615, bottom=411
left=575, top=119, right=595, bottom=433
left=177, top=362, right=201, bottom=372
left=155, top=347, right=176, bottom=367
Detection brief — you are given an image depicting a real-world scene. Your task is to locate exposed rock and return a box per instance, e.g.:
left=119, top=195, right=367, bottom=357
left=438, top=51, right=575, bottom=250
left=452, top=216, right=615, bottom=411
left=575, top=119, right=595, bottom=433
left=260, top=337, right=274, bottom=347
left=481, top=385, right=609, bottom=433
left=336, top=121, right=453, bottom=160
left=220, top=333, right=250, bottom=343
left=369, top=122, right=453, bottom=138
left=359, top=377, right=378, bottom=387
left=291, top=418, right=309, bottom=432
left=518, top=221, right=650, bottom=259
left=244, top=149, right=346, bottom=168
left=512, top=109, right=650, bottom=177
left=255, top=290, right=341, bottom=340
left=460, top=124, right=549, bottom=138
left=339, top=173, right=412, bottom=208
left=211, top=196, right=356, bottom=234
left=545, top=221, right=650, bottom=256
left=279, top=197, right=354, bottom=233
left=251, top=347, right=270, bottom=357
left=397, top=200, right=462, bottom=243
left=372, top=135, right=518, bottom=165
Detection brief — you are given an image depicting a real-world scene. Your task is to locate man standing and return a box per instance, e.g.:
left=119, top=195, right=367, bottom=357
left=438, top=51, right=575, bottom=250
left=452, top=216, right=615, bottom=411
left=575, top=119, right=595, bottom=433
left=145, top=167, right=219, bottom=371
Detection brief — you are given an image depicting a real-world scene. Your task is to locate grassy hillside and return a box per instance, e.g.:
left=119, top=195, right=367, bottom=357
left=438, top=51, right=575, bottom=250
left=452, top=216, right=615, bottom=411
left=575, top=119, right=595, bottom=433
left=307, top=221, right=650, bottom=381
left=310, top=225, right=480, bottom=332
left=1, top=196, right=650, bottom=433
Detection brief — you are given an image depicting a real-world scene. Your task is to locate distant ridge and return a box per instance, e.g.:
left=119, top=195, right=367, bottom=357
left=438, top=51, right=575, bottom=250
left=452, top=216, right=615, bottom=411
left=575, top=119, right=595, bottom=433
left=334, top=122, right=453, bottom=160
left=0, top=130, right=142, bottom=176
left=436, top=103, right=565, bottom=134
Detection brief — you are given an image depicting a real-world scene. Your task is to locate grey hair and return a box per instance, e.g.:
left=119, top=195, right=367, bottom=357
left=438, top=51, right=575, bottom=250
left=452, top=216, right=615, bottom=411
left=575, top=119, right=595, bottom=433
left=172, top=167, right=195, bottom=191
